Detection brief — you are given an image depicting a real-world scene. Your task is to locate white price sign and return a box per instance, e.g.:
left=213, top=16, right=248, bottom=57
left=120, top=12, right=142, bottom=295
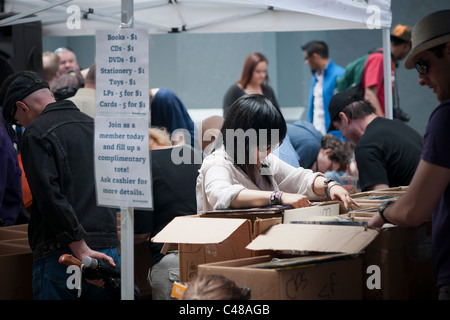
left=94, top=29, right=151, bottom=209
left=96, top=29, right=149, bottom=117
left=94, top=116, right=151, bottom=208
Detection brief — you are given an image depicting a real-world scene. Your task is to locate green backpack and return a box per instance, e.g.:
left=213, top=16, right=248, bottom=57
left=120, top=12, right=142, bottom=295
left=334, top=49, right=383, bottom=95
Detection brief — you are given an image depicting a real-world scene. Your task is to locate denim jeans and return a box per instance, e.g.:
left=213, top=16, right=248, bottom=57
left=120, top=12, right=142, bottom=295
left=32, top=247, right=120, bottom=300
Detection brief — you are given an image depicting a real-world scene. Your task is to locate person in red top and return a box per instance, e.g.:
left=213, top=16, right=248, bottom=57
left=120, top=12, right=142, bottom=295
left=362, top=24, right=412, bottom=119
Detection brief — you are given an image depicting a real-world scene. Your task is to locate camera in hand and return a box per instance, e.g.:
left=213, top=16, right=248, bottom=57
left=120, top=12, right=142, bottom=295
left=82, top=256, right=121, bottom=278
left=81, top=256, right=140, bottom=300
left=82, top=256, right=121, bottom=299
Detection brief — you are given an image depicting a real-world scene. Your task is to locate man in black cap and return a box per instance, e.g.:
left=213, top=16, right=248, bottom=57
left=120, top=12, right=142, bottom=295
left=369, top=10, right=450, bottom=300
left=0, top=71, right=120, bottom=300
left=328, top=87, right=422, bottom=192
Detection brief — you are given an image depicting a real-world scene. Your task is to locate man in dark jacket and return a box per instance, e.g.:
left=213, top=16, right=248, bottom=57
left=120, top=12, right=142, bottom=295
left=1, top=72, right=120, bottom=300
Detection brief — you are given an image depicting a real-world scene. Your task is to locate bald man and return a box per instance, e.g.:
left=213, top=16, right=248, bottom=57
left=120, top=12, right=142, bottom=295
left=0, top=71, right=120, bottom=300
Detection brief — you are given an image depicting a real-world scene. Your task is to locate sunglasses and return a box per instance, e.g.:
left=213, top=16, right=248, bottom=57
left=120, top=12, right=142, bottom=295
left=415, top=52, right=434, bottom=75
left=9, top=104, right=22, bottom=126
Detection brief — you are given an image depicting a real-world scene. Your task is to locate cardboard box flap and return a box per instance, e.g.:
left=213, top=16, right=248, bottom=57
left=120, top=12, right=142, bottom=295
left=152, top=216, right=250, bottom=244
left=246, top=223, right=379, bottom=254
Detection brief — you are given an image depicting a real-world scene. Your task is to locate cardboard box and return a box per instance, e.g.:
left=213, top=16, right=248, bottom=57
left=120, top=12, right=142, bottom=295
left=0, top=228, right=28, bottom=241
left=246, top=220, right=435, bottom=300
left=198, top=254, right=362, bottom=300
left=347, top=187, right=409, bottom=220
left=283, top=202, right=340, bottom=224
left=0, top=223, right=28, bottom=232
left=351, top=188, right=407, bottom=210
left=246, top=223, right=379, bottom=254
left=196, top=222, right=379, bottom=300
left=152, top=216, right=254, bottom=282
left=155, top=195, right=436, bottom=299
left=362, top=222, right=436, bottom=300
left=198, top=206, right=284, bottom=234
left=0, top=242, right=33, bottom=300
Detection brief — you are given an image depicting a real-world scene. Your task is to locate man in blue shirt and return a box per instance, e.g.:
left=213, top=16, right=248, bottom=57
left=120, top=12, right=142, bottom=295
left=302, top=41, right=344, bottom=138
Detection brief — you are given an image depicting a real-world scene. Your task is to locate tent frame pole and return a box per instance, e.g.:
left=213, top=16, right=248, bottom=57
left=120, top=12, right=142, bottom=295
left=382, top=27, right=393, bottom=120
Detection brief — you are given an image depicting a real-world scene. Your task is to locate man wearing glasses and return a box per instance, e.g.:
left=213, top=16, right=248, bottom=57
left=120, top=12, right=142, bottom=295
left=369, top=10, right=450, bottom=301
left=0, top=72, right=120, bottom=299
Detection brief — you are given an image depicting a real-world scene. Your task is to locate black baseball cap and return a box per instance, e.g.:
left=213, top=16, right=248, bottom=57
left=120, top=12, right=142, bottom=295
left=1, top=72, right=50, bottom=124
left=327, top=87, right=363, bottom=132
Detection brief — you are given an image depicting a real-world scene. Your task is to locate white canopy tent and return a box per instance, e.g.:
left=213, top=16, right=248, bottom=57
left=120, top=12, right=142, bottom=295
left=4, top=0, right=392, bottom=35
left=1, top=0, right=393, bottom=300
left=2, top=0, right=394, bottom=116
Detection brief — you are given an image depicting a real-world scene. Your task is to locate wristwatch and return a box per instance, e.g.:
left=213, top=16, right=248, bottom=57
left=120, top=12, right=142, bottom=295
left=323, top=178, right=340, bottom=200
left=378, top=200, right=393, bottom=224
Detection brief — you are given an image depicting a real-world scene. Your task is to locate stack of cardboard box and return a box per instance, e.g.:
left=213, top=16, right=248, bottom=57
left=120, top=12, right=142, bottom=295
left=152, top=187, right=437, bottom=300
left=0, top=219, right=153, bottom=300
left=0, top=224, right=33, bottom=300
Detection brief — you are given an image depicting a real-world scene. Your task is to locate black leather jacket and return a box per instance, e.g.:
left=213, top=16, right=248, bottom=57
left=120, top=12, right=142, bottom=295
left=21, top=100, right=119, bottom=260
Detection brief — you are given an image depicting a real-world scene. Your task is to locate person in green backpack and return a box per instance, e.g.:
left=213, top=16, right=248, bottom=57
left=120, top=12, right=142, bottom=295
left=335, top=24, right=412, bottom=122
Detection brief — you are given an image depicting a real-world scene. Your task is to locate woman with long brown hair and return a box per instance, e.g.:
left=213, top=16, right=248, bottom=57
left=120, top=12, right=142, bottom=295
left=223, top=52, right=279, bottom=114
left=197, top=94, right=358, bottom=212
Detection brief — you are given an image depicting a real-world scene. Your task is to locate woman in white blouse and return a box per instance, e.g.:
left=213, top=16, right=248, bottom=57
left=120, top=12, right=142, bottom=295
left=196, top=94, right=358, bottom=212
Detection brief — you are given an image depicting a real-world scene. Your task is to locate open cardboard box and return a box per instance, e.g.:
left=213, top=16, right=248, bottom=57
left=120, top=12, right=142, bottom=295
left=0, top=241, right=33, bottom=300
left=361, top=222, right=436, bottom=299
left=246, top=223, right=378, bottom=254
left=198, top=253, right=362, bottom=300
left=153, top=203, right=344, bottom=283
left=198, top=219, right=436, bottom=300
left=198, top=222, right=379, bottom=300
left=0, top=224, right=32, bottom=300
left=154, top=193, right=436, bottom=299
left=152, top=216, right=265, bottom=282
left=350, top=187, right=408, bottom=210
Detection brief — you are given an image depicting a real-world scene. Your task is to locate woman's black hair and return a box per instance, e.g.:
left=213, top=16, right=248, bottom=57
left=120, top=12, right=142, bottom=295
left=221, top=94, right=287, bottom=184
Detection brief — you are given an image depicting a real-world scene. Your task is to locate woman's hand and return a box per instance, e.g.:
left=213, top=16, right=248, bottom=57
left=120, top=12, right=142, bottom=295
left=329, top=184, right=360, bottom=210
left=281, top=193, right=311, bottom=208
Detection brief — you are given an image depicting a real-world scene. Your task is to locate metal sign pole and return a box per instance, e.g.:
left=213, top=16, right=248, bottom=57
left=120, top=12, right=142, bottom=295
left=120, top=0, right=135, bottom=301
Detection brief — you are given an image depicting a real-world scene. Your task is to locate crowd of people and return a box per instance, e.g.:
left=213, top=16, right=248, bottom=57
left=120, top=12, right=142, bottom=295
left=0, top=10, right=449, bottom=301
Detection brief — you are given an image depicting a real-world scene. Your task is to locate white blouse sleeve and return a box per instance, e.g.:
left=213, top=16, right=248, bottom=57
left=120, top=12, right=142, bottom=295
left=203, top=164, right=246, bottom=210
left=268, top=154, right=325, bottom=200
